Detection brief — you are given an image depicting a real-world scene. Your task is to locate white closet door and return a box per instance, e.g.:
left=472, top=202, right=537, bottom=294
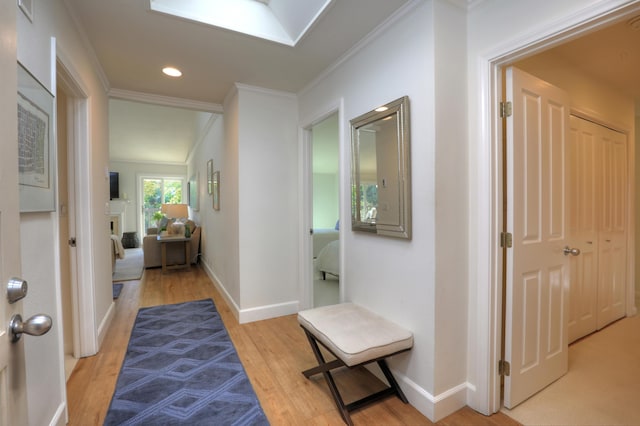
left=597, top=126, right=627, bottom=329
left=568, top=116, right=627, bottom=343
left=568, top=116, right=598, bottom=343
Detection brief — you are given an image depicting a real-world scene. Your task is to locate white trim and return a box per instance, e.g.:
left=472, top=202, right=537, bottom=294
left=201, top=261, right=240, bottom=321
left=238, top=301, right=299, bottom=324
left=186, top=114, right=220, bottom=165
left=55, top=54, right=98, bottom=357
left=61, top=0, right=110, bottom=93
left=470, top=0, right=640, bottom=415
left=234, top=83, right=297, bottom=100
left=298, top=98, right=345, bottom=310
left=114, top=158, right=189, bottom=167
left=108, top=88, right=224, bottom=113
left=48, top=401, right=67, bottom=426
left=298, top=126, right=314, bottom=310
left=97, top=301, right=116, bottom=348
left=368, top=365, right=468, bottom=422
left=201, top=261, right=299, bottom=324
left=299, top=0, right=422, bottom=98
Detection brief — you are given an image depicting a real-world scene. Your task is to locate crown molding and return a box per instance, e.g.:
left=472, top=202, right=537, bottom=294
left=108, top=88, right=224, bottom=113
left=62, top=0, right=110, bottom=93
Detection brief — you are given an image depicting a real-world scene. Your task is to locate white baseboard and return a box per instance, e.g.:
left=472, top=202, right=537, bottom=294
left=97, top=301, right=116, bottom=349
left=402, top=375, right=468, bottom=421
left=239, top=300, right=299, bottom=324
left=49, top=401, right=67, bottom=426
left=366, top=363, right=468, bottom=422
left=201, top=260, right=299, bottom=324
left=201, top=261, right=241, bottom=322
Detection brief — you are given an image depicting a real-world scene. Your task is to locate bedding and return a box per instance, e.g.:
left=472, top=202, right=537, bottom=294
left=317, top=239, right=339, bottom=279
left=313, top=229, right=339, bottom=258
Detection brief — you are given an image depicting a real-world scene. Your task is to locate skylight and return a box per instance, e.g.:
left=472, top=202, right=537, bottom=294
left=149, top=0, right=333, bottom=46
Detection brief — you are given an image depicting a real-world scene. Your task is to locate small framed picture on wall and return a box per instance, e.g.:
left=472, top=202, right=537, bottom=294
left=213, top=171, right=220, bottom=211
left=207, top=159, right=213, bottom=195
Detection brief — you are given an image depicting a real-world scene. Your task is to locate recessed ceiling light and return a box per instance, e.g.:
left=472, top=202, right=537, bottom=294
left=162, top=67, right=182, bottom=77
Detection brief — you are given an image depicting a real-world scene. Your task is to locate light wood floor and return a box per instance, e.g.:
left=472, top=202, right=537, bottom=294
left=66, top=266, right=519, bottom=425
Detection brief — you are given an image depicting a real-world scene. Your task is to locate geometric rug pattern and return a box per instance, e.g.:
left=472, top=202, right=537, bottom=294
left=104, top=299, right=269, bottom=425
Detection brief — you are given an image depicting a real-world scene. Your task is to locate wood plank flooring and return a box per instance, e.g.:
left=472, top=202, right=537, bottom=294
left=66, top=266, right=519, bottom=425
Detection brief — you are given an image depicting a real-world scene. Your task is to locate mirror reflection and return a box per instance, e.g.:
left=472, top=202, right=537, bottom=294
left=351, top=96, right=411, bottom=239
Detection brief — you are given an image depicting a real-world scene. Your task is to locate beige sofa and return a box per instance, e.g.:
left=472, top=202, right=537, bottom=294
left=143, top=221, right=201, bottom=268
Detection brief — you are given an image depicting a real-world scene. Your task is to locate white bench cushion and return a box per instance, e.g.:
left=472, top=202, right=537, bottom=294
left=298, top=303, right=413, bottom=367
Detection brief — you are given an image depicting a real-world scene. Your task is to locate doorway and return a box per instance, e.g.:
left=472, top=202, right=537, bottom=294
left=310, top=112, right=340, bottom=307
left=56, top=81, right=77, bottom=380
left=485, top=3, right=640, bottom=419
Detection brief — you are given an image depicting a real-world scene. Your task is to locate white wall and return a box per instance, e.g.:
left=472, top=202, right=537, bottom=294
left=299, top=0, right=469, bottom=420
left=191, top=85, right=299, bottom=322
left=313, top=173, right=339, bottom=229
left=312, top=113, right=339, bottom=229
left=237, top=85, right=299, bottom=318
left=466, top=0, right=639, bottom=415
left=17, top=0, right=111, bottom=424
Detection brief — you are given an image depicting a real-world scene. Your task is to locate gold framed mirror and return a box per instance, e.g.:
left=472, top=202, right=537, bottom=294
left=350, top=96, right=411, bottom=239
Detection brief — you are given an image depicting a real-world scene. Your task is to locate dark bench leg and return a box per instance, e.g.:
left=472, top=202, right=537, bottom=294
left=302, top=329, right=353, bottom=425
left=301, top=327, right=410, bottom=425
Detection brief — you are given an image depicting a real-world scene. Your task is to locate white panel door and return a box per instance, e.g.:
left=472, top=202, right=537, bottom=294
left=504, top=67, right=571, bottom=408
left=567, top=116, right=599, bottom=343
left=0, top=0, right=29, bottom=424
left=597, top=126, right=627, bottom=329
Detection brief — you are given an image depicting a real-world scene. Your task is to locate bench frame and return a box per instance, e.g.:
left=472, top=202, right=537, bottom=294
left=300, top=326, right=410, bottom=425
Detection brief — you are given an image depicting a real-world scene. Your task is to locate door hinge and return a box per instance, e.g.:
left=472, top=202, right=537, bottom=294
left=500, top=232, right=513, bottom=248
left=500, top=101, right=512, bottom=118
left=499, top=360, right=511, bottom=376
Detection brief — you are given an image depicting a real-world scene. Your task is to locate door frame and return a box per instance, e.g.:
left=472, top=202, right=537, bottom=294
left=475, top=2, right=640, bottom=414
left=56, top=55, right=98, bottom=357
left=299, top=99, right=345, bottom=310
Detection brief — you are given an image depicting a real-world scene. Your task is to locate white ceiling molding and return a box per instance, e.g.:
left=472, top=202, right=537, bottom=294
left=62, top=0, right=110, bottom=93
left=148, top=0, right=333, bottom=46
left=109, top=88, right=224, bottom=113
left=234, top=82, right=297, bottom=100
left=299, top=0, right=422, bottom=98
left=186, top=114, right=221, bottom=165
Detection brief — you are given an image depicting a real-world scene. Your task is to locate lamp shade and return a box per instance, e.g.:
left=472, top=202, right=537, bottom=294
left=161, top=203, right=188, bottom=219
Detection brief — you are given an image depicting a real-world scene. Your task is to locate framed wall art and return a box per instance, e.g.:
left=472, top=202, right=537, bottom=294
left=212, top=171, right=220, bottom=211
left=18, top=62, right=56, bottom=212
left=188, top=173, right=199, bottom=211
left=207, top=159, right=213, bottom=194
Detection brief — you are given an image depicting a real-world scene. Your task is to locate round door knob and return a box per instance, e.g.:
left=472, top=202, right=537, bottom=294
left=563, top=246, right=581, bottom=256
left=9, top=314, right=52, bottom=343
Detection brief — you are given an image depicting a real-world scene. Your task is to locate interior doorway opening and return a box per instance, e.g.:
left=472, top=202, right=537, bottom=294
left=310, top=112, right=340, bottom=307
left=487, top=3, right=640, bottom=420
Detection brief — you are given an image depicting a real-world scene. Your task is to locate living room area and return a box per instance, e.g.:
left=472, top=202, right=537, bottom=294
left=108, top=98, right=214, bottom=282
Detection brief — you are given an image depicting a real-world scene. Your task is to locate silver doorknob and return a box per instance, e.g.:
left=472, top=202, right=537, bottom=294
left=9, top=314, right=52, bottom=343
left=563, top=246, right=581, bottom=256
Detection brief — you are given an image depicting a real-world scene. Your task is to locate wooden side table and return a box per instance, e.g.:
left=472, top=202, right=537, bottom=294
left=157, top=233, right=191, bottom=273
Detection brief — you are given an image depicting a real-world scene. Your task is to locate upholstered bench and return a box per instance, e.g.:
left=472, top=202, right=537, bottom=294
left=298, top=303, right=413, bottom=425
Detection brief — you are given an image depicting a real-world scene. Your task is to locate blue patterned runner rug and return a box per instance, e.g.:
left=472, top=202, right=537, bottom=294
left=104, top=299, right=269, bottom=425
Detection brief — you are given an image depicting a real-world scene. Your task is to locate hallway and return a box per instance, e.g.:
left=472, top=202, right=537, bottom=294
left=65, top=266, right=516, bottom=425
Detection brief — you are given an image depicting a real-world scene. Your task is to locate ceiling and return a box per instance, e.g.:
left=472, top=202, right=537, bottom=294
left=63, top=0, right=410, bottom=164
left=63, top=1, right=640, bottom=165
left=536, top=17, right=640, bottom=104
